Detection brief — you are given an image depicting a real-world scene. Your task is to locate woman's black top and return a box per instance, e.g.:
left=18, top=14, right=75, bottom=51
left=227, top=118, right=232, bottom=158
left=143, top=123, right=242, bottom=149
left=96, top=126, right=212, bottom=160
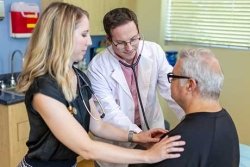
left=24, top=69, right=91, bottom=167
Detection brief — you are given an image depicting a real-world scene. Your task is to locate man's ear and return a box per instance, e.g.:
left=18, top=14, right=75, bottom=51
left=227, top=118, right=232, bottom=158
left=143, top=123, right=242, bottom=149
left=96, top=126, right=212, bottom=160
left=106, top=35, right=112, bottom=43
left=186, top=79, right=197, bottom=92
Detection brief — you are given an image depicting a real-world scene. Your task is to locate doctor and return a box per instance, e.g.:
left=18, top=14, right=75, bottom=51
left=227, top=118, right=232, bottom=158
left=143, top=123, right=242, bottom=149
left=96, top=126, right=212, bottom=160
left=87, top=7, right=184, bottom=167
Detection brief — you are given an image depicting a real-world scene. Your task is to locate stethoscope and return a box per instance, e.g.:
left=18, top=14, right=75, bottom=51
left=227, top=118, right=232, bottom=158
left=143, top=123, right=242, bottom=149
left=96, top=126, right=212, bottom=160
left=108, top=39, right=150, bottom=130
left=73, top=67, right=106, bottom=120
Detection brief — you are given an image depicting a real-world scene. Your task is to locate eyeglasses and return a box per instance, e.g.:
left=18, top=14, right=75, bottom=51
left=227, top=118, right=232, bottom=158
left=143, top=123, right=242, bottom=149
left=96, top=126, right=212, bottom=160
left=167, top=72, right=191, bottom=83
left=112, top=34, right=141, bottom=50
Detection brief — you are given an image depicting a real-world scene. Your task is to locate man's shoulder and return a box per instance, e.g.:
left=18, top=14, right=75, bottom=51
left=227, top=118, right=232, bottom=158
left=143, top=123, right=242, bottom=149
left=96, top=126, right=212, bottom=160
left=89, top=47, right=115, bottom=66
left=167, top=116, right=216, bottom=145
left=143, top=40, right=161, bottom=48
left=141, top=41, right=164, bottom=57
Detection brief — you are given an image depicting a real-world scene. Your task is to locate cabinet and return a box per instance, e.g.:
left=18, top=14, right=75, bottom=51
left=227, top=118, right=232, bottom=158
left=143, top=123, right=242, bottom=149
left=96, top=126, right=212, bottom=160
left=41, top=0, right=136, bottom=35
left=0, top=103, right=29, bottom=167
left=0, top=102, right=92, bottom=167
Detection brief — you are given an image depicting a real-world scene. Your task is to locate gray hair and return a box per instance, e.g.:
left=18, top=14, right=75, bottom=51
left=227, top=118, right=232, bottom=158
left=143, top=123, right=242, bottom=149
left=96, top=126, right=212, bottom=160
left=179, top=48, right=224, bottom=100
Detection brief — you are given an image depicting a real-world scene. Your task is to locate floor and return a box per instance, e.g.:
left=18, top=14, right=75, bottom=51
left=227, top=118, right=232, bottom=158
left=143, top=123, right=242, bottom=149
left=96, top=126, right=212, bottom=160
left=77, top=160, right=94, bottom=167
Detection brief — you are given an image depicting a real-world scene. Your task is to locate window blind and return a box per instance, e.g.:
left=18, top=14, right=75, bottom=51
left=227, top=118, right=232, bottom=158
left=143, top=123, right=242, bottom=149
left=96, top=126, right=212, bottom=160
left=165, top=0, right=250, bottom=49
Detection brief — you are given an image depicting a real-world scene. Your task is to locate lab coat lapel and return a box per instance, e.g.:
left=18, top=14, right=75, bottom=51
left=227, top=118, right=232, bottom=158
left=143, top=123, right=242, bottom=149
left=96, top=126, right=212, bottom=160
left=138, top=54, right=153, bottom=110
left=110, top=59, right=133, bottom=100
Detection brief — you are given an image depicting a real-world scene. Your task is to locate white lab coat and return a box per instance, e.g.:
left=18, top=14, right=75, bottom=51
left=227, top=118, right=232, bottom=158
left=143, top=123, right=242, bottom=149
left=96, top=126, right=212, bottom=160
left=87, top=41, right=184, bottom=167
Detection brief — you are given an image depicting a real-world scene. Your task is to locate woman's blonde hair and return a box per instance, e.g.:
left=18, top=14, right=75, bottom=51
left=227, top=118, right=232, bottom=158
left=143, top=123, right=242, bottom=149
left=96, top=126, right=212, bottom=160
left=17, top=2, right=89, bottom=101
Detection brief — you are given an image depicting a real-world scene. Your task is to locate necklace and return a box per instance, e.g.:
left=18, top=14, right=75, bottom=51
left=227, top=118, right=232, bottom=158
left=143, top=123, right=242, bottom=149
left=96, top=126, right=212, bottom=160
left=67, top=104, right=77, bottom=115
left=67, top=68, right=78, bottom=115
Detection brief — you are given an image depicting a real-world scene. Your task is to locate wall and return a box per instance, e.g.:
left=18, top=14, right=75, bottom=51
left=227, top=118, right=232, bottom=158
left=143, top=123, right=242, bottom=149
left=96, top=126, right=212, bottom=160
left=135, top=0, right=250, bottom=145
left=0, top=0, right=105, bottom=75
left=0, top=0, right=40, bottom=74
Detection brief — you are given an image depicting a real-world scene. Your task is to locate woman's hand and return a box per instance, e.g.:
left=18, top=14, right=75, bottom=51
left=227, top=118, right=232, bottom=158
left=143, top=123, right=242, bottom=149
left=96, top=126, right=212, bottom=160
left=144, top=135, right=185, bottom=163
left=133, top=128, right=168, bottom=144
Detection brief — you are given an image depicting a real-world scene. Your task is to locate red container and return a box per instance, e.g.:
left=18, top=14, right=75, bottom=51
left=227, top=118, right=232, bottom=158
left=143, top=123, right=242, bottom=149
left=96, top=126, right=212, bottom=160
left=10, top=2, right=39, bottom=38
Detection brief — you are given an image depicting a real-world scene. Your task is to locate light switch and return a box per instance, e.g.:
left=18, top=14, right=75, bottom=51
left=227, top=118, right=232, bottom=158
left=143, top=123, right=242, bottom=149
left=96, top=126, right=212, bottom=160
left=0, top=0, right=5, bottom=20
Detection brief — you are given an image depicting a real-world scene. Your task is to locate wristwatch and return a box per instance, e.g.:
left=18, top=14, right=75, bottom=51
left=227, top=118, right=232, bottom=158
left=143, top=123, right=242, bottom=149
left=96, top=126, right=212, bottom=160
left=128, top=130, right=136, bottom=142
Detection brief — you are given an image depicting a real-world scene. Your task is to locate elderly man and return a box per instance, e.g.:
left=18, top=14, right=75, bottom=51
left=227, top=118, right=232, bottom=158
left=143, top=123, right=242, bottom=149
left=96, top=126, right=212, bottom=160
left=146, top=48, right=239, bottom=167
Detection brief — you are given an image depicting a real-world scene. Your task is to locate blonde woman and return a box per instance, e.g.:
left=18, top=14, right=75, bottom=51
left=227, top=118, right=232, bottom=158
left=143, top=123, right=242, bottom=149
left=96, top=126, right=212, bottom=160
left=17, top=2, right=185, bottom=167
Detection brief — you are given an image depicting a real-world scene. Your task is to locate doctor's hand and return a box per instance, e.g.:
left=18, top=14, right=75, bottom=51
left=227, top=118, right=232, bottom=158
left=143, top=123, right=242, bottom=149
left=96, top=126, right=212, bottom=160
left=144, top=135, right=185, bottom=163
left=133, top=128, right=168, bottom=144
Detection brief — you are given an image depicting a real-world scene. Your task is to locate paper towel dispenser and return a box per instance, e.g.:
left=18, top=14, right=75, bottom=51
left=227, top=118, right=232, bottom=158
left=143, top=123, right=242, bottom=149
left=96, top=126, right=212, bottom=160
left=0, top=0, right=5, bottom=20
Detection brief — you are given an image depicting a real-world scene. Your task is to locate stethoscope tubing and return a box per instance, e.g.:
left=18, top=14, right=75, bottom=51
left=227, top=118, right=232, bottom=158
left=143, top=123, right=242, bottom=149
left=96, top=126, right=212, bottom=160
left=116, top=39, right=150, bottom=130
left=119, top=53, right=150, bottom=130
left=105, top=39, right=151, bottom=130
left=74, top=67, right=106, bottom=120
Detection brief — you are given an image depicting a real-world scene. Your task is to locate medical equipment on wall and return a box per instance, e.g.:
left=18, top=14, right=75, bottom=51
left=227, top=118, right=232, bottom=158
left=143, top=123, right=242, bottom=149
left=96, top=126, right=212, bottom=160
left=10, top=2, right=39, bottom=38
left=73, top=67, right=106, bottom=120
left=166, top=51, right=178, bottom=67
left=108, top=37, right=150, bottom=130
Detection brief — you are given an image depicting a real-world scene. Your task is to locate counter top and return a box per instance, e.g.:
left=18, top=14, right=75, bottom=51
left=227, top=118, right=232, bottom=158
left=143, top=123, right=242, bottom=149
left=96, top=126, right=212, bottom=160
left=0, top=90, right=24, bottom=105
left=0, top=73, right=25, bottom=105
